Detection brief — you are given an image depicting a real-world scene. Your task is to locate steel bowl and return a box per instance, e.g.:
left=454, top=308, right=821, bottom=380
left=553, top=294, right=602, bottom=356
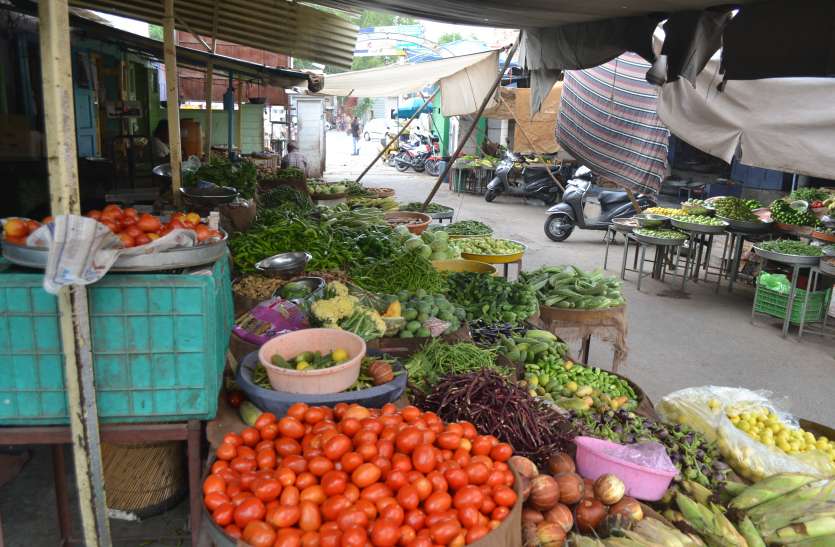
left=274, top=276, right=325, bottom=303
left=255, top=252, right=312, bottom=278
left=635, top=213, right=669, bottom=228
left=179, top=185, right=239, bottom=207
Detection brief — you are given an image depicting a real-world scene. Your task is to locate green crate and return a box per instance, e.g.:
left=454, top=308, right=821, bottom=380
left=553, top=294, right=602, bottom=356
left=753, top=285, right=832, bottom=325
left=0, top=255, right=233, bottom=425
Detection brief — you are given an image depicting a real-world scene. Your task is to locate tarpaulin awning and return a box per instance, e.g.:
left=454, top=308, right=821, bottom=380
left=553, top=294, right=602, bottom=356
left=557, top=53, right=669, bottom=194
left=64, top=0, right=358, bottom=68
left=319, top=51, right=499, bottom=117
left=657, top=54, right=835, bottom=181
left=483, top=86, right=563, bottom=155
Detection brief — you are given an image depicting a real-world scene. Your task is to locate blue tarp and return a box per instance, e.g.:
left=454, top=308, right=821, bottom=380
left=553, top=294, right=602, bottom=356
left=396, top=97, right=434, bottom=118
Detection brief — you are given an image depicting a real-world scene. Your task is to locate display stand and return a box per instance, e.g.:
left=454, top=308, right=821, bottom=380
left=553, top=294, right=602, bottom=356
left=715, top=228, right=772, bottom=293
left=620, top=234, right=685, bottom=292
left=530, top=305, right=628, bottom=372
left=0, top=421, right=203, bottom=547
left=798, top=266, right=835, bottom=338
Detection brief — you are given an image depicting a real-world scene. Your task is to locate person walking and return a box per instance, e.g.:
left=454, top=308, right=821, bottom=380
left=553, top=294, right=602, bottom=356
left=350, top=116, right=361, bottom=156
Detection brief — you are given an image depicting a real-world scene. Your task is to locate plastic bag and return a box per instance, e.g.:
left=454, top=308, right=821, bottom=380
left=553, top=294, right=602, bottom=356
left=757, top=271, right=790, bottom=294
left=232, top=297, right=309, bottom=346
left=602, top=441, right=677, bottom=474
left=657, top=386, right=834, bottom=481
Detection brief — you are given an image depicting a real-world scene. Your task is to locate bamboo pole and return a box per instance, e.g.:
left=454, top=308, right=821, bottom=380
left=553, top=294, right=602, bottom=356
left=355, top=88, right=439, bottom=184
left=163, top=0, right=182, bottom=204
left=38, top=1, right=111, bottom=544
left=422, top=37, right=520, bottom=210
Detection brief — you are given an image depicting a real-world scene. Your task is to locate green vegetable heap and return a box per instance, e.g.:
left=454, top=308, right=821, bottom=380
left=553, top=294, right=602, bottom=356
left=350, top=248, right=446, bottom=295
left=308, top=182, right=347, bottom=196
left=445, top=272, right=539, bottom=324
left=674, top=214, right=728, bottom=227
left=634, top=227, right=688, bottom=240
left=757, top=239, right=823, bottom=257
left=714, top=197, right=761, bottom=222
left=399, top=228, right=459, bottom=261
left=769, top=199, right=819, bottom=227
left=681, top=199, right=710, bottom=215
left=347, top=196, right=398, bottom=211
left=452, top=237, right=523, bottom=256
left=523, top=356, right=637, bottom=413
left=495, top=329, right=567, bottom=364
left=789, top=187, right=829, bottom=203
left=521, top=265, right=624, bottom=309
left=260, top=186, right=313, bottom=213
left=391, top=289, right=465, bottom=338
left=743, top=198, right=763, bottom=210
left=405, top=339, right=499, bottom=395
left=399, top=202, right=452, bottom=214
left=184, top=156, right=258, bottom=198
left=431, top=220, right=492, bottom=237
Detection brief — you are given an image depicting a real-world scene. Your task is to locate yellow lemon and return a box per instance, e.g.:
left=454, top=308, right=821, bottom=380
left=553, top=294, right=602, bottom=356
left=331, top=348, right=349, bottom=362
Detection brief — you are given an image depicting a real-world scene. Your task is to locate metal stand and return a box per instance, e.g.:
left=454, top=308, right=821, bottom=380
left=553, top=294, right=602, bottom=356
left=501, top=259, right=523, bottom=280
left=0, top=421, right=203, bottom=547
left=679, top=231, right=716, bottom=291
left=622, top=235, right=683, bottom=291
left=751, top=259, right=803, bottom=337
left=715, top=229, right=772, bottom=293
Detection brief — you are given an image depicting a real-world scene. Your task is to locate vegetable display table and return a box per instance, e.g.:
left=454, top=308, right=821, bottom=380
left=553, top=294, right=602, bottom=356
left=0, top=421, right=202, bottom=547
left=530, top=305, right=628, bottom=372
left=620, top=234, right=685, bottom=292
left=714, top=228, right=772, bottom=293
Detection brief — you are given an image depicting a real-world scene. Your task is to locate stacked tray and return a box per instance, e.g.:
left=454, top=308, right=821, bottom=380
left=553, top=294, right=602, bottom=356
left=671, top=217, right=729, bottom=234
left=753, top=246, right=821, bottom=266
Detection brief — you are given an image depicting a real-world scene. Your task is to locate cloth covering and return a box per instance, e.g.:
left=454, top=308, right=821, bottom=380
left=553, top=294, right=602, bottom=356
left=319, top=51, right=498, bottom=117
left=483, top=86, right=563, bottom=154
left=557, top=53, right=670, bottom=195
left=657, top=54, right=835, bottom=180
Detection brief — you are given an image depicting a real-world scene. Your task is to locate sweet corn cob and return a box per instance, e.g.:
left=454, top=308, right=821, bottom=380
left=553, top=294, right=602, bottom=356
left=737, top=516, right=766, bottom=547
left=730, top=473, right=818, bottom=510
left=747, top=481, right=835, bottom=523
left=772, top=516, right=835, bottom=544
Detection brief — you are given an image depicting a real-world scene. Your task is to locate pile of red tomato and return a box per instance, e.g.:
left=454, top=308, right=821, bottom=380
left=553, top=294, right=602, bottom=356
left=2, top=205, right=221, bottom=249
left=204, top=403, right=518, bottom=547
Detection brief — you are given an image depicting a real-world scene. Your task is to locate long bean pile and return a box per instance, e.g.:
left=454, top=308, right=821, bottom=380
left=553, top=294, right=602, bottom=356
left=405, top=339, right=499, bottom=395
left=421, top=369, right=581, bottom=467
left=350, top=249, right=446, bottom=294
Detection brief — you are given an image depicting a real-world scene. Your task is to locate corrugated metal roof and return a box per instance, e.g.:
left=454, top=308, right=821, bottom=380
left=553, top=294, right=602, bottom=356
left=67, top=0, right=358, bottom=68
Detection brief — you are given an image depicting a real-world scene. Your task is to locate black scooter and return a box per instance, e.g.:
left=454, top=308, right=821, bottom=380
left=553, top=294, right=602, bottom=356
left=543, top=167, right=657, bottom=241
left=484, top=153, right=567, bottom=205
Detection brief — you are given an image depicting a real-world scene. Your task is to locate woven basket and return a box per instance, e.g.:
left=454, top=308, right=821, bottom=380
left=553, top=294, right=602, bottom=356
left=102, top=441, right=187, bottom=518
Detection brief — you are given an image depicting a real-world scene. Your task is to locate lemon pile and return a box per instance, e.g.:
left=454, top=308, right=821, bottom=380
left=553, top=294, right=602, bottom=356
left=726, top=405, right=835, bottom=462
left=643, top=207, right=686, bottom=217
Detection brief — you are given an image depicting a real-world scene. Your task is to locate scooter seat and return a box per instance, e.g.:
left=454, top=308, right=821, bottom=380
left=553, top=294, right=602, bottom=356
left=598, top=190, right=630, bottom=207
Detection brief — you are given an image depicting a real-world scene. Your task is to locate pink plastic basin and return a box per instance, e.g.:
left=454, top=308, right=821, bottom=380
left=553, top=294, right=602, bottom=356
left=258, top=328, right=366, bottom=394
left=573, top=436, right=676, bottom=501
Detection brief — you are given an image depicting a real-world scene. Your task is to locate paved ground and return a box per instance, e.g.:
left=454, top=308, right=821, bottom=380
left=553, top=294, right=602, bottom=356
left=1, top=132, right=831, bottom=546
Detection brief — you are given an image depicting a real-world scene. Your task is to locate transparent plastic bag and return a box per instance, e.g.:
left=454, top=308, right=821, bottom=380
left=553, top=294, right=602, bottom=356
left=657, top=386, right=834, bottom=481
left=758, top=271, right=790, bottom=294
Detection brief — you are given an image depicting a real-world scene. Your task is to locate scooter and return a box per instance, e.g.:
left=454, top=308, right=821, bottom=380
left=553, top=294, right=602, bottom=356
left=484, top=153, right=568, bottom=205
left=394, top=134, right=439, bottom=174
left=543, top=166, right=657, bottom=241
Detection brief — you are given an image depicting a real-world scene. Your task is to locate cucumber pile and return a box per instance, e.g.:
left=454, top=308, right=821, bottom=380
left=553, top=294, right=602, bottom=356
left=521, top=265, right=625, bottom=310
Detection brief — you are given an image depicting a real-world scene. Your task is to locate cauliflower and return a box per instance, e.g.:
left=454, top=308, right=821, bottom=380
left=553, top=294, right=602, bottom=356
left=311, top=294, right=357, bottom=326
left=326, top=281, right=350, bottom=298
left=366, top=309, right=386, bottom=337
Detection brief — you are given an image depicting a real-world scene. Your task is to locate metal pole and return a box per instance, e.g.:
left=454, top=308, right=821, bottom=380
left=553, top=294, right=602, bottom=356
left=236, top=78, right=243, bottom=154
left=38, top=1, right=111, bottom=545
left=163, top=0, right=182, bottom=204
left=355, top=88, right=439, bottom=184
left=204, top=62, right=213, bottom=157
left=422, top=37, right=520, bottom=211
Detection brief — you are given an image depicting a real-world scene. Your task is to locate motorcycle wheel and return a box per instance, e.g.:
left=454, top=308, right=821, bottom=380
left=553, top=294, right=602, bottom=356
left=544, top=213, right=575, bottom=242
left=484, top=189, right=498, bottom=202
left=394, top=152, right=410, bottom=172
left=413, top=162, right=425, bottom=173
left=425, top=159, right=440, bottom=177
left=542, top=192, right=561, bottom=206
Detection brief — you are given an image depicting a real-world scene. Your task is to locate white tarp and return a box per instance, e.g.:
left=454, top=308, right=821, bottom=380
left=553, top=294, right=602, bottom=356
left=657, top=56, right=835, bottom=180
left=319, top=51, right=499, bottom=116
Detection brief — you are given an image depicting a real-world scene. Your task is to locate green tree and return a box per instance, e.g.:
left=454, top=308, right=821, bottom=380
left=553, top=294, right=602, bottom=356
left=149, top=24, right=163, bottom=41
left=437, top=32, right=462, bottom=45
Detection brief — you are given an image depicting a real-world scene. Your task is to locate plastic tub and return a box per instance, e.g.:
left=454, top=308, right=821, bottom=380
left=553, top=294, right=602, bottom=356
left=384, top=212, right=431, bottom=234
left=432, top=259, right=496, bottom=275
left=573, top=436, right=676, bottom=501
left=258, top=329, right=365, bottom=394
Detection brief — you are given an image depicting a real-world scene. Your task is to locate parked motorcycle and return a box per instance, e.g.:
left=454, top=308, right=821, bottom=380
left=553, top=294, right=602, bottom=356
left=394, top=133, right=440, bottom=175
left=484, top=153, right=569, bottom=205
left=543, top=166, right=657, bottom=241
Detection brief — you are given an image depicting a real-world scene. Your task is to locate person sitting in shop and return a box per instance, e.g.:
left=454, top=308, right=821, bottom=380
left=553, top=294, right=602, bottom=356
left=152, top=120, right=170, bottom=163
left=281, top=142, right=308, bottom=177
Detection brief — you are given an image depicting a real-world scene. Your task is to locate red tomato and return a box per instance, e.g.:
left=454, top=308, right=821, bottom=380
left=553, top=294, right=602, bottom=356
left=283, top=454, right=308, bottom=473
left=266, top=504, right=301, bottom=528
left=241, top=427, right=260, bottom=447
left=339, top=418, right=362, bottom=437
left=341, top=526, right=368, bottom=547
left=336, top=509, right=369, bottom=532
left=491, top=506, right=510, bottom=521
left=204, top=491, right=229, bottom=511
left=233, top=497, right=265, bottom=528
left=428, top=471, right=448, bottom=493
left=298, top=500, right=322, bottom=532
left=386, top=469, right=408, bottom=491
left=465, top=526, right=490, bottom=544
left=242, top=520, right=276, bottom=547
left=300, top=485, right=326, bottom=505
left=351, top=463, right=381, bottom=488
left=354, top=498, right=377, bottom=521
left=252, top=478, right=281, bottom=502
left=423, top=492, right=452, bottom=515
left=136, top=213, right=161, bottom=233
left=452, top=486, right=483, bottom=510
left=471, top=437, right=492, bottom=456
left=457, top=506, right=480, bottom=529
left=301, top=531, right=320, bottom=547
left=308, top=455, right=334, bottom=477
left=321, top=470, right=348, bottom=496
left=413, top=477, right=432, bottom=501
left=371, top=519, right=401, bottom=547
left=356, top=442, right=379, bottom=462
left=230, top=457, right=256, bottom=474
left=395, top=427, right=423, bottom=454
left=256, top=449, right=276, bottom=471
left=321, top=495, right=351, bottom=521
left=319, top=527, right=342, bottom=547
left=323, top=434, right=352, bottom=461
left=118, top=233, right=135, bottom=248
left=295, top=471, right=317, bottom=490
left=486, top=470, right=505, bottom=488
left=406, top=536, right=432, bottom=547
left=211, top=460, right=229, bottom=475
left=492, top=486, right=517, bottom=508
left=436, top=432, right=462, bottom=451
left=412, top=445, right=436, bottom=474
left=237, top=446, right=256, bottom=460
left=429, top=520, right=461, bottom=545
left=275, top=437, right=302, bottom=457
left=396, top=485, right=420, bottom=511
left=380, top=503, right=404, bottom=526
left=259, top=423, right=279, bottom=442
left=465, top=463, right=490, bottom=486
left=391, top=453, right=413, bottom=473
left=203, top=474, right=226, bottom=496
left=212, top=502, right=235, bottom=526
left=278, top=417, right=306, bottom=439
left=280, top=485, right=300, bottom=506
left=401, top=406, right=421, bottom=423
left=444, top=468, right=468, bottom=490
left=275, top=528, right=303, bottom=547
left=340, top=452, right=363, bottom=472
left=489, top=443, right=512, bottom=462
left=224, top=524, right=242, bottom=539
left=360, top=483, right=391, bottom=504
left=275, top=467, right=296, bottom=487
left=404, top=508, right=426, bottom=531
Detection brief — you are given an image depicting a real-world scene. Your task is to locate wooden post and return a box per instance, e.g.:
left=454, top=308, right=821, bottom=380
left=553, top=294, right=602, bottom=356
left=422, top=37, right=520, bottom=210
left=38, top=1, right=111, bottom=545
left=236, top=78, right=243, bottom=154
left=355, top=88, right=439, bottom=184
left=204, top=62, right=213, bottom=157
left=163, top=0, right=182, bottom=203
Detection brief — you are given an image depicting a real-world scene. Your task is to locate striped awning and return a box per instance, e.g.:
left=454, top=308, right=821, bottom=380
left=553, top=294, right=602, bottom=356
left=557, top=52, right=669, bottom=194
left=67, top=0, right=358, bottom=69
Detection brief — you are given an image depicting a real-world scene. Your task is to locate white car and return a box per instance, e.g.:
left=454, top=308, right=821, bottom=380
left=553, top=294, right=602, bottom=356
left=363, top=118, right=393, bottom=141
